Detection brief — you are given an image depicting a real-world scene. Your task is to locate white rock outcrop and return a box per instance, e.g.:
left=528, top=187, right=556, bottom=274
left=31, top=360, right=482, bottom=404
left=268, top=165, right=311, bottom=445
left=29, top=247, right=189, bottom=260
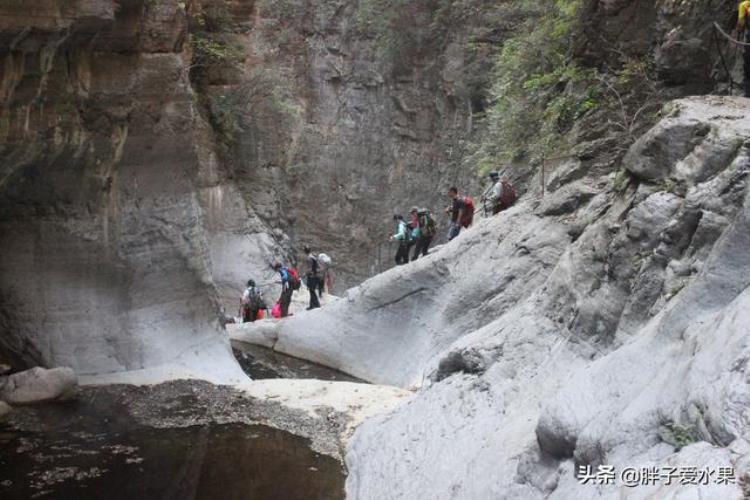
left=233, top=97, right=750, bottom=498
left=0, top=367, right=78, bottom=405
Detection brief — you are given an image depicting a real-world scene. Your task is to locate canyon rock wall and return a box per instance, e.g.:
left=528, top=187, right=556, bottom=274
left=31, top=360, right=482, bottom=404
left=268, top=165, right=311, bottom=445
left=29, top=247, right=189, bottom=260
left=0, top=0, right=738, bottom=402
left=192, top=0, right=491, bottom=287
left=0, top=0, right=268, bottom=379
left=0, top=0, right=503, bottom=373
left=234, top=96, right=750, bottom=498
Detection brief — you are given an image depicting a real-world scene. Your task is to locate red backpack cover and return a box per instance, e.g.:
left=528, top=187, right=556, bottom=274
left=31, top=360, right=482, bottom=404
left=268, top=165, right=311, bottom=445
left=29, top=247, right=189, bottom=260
left=287, top=268, right=302, bottom=290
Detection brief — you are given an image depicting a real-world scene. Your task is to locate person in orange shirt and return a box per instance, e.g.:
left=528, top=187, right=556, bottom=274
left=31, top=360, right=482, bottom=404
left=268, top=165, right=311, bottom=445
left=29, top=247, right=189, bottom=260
left=738, top=1, right=750, bottom=97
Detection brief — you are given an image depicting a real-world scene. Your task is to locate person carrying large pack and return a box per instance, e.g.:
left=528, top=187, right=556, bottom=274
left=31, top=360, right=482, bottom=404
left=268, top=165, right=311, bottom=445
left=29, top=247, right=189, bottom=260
left=240, top=279, right=266, bottom=323
left=445, top=187, right=473, bottom=240
left=389, top=214, right=413, bottom=265
left=411, top=206, right=436, bottom=260
left=482, top=171, right=501, bottom=215
left=272, top=262, right=300, bottom=318
left=481, top=171, right=517, bottom=215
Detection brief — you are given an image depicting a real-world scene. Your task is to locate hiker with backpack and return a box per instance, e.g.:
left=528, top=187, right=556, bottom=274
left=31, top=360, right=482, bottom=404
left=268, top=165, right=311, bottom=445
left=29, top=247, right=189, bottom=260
left=272, top=262, right=301, bottom=318
left=481, top=172, right=496, bottom=216
left=240, top=279, right=266, bottom=323
left=303, top=245, right=321, bottom=310
left=482, top=171, right=517, bottom=215
left=389, top=214, right=413, bottom=265
left=482, top=171, right=502, bottom=215
left=411, top=207, right=436, bottom=260
left=445, top=187, right=474, bottom=241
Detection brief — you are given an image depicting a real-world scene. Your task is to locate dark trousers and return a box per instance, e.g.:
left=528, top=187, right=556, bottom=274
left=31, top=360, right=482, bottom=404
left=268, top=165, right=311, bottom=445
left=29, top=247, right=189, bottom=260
left=395, top=242, right=411, bottom=265
left=411, top=235, right=433, bottom=261
left=242, top=306, right=259, bottom=323
left=307, top=275, right=321, bottom=309
left=279, top=286, right=293, bottom=317
left=448, top=224, right=460, bottom=241
left=745, top=31, right=750, bottom=98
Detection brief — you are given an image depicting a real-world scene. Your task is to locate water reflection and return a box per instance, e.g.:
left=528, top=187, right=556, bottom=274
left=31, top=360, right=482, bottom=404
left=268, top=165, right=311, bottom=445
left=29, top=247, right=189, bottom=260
left=0, top=393, right=344, bottom=499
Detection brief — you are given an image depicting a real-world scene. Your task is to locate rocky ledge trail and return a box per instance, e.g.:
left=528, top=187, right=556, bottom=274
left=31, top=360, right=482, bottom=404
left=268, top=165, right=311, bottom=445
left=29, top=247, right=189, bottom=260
left=2, top=0, right=750, bottom=496
left=232, top=96, right=750, bottom=499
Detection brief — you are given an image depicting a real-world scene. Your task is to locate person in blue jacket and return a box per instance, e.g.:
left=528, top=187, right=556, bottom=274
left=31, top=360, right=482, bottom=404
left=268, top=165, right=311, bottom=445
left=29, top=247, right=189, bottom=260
left=272, top=262, right=294, bottom=317
left=389, top=214, right=413, bottom=265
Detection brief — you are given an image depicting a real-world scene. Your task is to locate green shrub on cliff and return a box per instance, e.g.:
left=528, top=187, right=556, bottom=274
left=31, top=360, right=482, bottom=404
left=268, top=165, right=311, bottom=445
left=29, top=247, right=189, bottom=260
left=469, top=0, right=666, bottom=175
left=468, top=0, right=598, bottom=171
left=190, top=34, right=244, bottom=68
left=188, top=3, right=243, bottom=71
left=356, top=0, right=501, bottom=73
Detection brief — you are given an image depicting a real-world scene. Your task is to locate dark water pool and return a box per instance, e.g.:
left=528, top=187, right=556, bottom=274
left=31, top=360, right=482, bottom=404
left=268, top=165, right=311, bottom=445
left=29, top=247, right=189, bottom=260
left=0, top=390, right=345, bottom=499
left=232, top=340, right=363, bottom=383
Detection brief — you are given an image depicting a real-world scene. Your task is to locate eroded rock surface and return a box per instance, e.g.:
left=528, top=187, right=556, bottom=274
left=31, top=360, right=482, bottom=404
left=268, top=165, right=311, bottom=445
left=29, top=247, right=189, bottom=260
left=0, top=1, right=270, bottom=380
left=235, top=96, right=750, bottom=498
left=0, top=366, right=77, bottom=405
left=0, top=0, right=491, bottom=377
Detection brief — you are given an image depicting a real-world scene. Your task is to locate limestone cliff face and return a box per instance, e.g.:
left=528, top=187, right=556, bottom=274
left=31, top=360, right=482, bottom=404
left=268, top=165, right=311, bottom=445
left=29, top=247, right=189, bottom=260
left=0, top=0, right=267, bottom=378
left=579, top=0, right=739, bottom=92
left=0, top=0, right=745, bottom=385
left=190, top=0, right=489, bottom=286
left=221, top=0, right=741, bottom=289
left=0, top=0, right=491, bottom=373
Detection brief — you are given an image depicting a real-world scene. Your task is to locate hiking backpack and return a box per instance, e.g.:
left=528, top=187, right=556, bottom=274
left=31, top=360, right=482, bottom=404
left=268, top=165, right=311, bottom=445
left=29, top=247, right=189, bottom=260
left=251, top=288, right=266, bottom=310
left=498, top=180, right=517, bottom=210
left=318, top=253, right=332, bottom=269
left=243, top=287, right=265, bottom=310
left=460, top=196, right=475, bottom=228
left=417, top=210, right=436, bottom=237
left=287, top=268, right=302, bottom=290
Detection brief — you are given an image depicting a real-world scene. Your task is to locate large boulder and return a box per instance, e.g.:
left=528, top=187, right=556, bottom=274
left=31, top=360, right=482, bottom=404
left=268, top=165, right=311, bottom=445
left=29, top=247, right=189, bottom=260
left=623, top=98, right=749, bottom=183
left=0, top=367, right=78, bottom=405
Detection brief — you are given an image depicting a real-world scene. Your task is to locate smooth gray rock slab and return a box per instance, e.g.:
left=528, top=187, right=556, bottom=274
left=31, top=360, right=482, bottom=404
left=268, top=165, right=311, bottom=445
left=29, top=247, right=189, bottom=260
left=0, top=367, right=78, bottom=405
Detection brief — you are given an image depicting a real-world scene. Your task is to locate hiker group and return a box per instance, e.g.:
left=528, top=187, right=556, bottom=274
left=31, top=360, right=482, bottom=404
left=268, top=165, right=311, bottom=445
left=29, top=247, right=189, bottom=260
left=390, top=171, right=516, bottom=266
left=390, top=207, right=437, bottom=265
left=239, top=247, right=333, bottom=322
left=239, top=171, right=517, bottom=321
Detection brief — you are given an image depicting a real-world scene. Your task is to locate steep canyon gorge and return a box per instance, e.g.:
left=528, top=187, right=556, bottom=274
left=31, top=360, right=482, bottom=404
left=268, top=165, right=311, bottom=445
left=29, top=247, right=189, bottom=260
left=2, top=0, right=750, bottom=499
